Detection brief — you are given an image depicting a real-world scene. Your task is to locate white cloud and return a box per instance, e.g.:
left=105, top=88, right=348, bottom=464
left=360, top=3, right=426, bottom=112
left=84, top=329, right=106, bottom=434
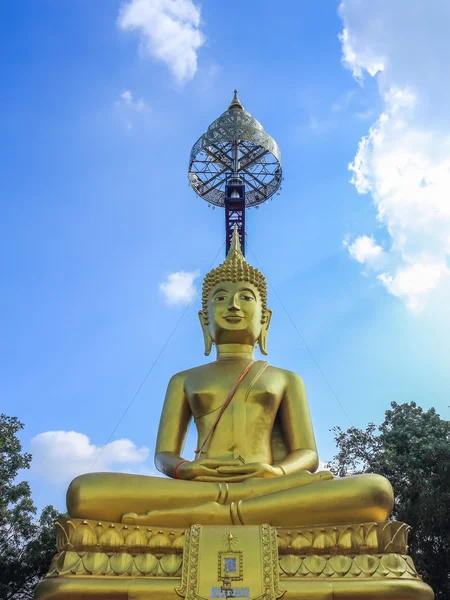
left=122, top=90, right=151, bottom=113
left=331, top=89, right=355, bottom=113
left=31, top=431, right=150, bottom=484
left=340, top=0, right=450, bottom=311
left=159, top=269, right=200, bottom=306
left=118, top=0, right=205, bottom=84
left=308, top=115, right=335, bottom=135
left=121, top=90, right=133, bottom=104
left=115, top=89, right=151, bottom=131
left=378, top=263, right=447, bottom=313
left=356, top=108, right=376, bottom=121
left=339, top=27, right=385, bottom=83
left=346, top=235, right=385, bottom=268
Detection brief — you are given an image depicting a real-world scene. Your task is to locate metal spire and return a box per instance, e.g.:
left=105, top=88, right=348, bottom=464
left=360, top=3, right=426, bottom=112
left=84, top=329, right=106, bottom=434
left=228, top=90, right=244, bottom=111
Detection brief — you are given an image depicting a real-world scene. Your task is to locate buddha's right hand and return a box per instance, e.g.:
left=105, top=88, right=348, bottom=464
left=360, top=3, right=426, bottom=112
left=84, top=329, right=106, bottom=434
left=177, top=459, right=242, bottom=481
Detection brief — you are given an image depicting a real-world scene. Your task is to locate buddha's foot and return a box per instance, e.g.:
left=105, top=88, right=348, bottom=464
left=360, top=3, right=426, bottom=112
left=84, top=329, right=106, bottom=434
left=122, top=501, right=230, bottom=528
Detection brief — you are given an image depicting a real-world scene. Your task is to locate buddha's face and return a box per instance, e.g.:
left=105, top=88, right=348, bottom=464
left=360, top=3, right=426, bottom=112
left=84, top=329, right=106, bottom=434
left=206, top=281, right=266, bottom=346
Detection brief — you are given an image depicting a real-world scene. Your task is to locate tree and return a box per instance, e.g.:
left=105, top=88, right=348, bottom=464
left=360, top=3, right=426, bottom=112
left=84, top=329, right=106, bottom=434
left=328, top=402, right=450, bottom=599
left=0, top=414, right=62, bottom=600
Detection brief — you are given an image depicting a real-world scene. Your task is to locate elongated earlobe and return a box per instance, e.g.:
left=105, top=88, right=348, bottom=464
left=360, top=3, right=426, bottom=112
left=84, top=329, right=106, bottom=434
left=258, top=309, right=272, bottom=356
left=198, top=311, right=213, bottom=356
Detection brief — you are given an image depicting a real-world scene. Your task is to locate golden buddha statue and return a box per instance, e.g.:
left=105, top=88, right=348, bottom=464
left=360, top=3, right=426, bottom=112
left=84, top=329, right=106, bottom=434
left=66, top=230, right=393, bottom=528
left=37, top=227, right=433, bottom=600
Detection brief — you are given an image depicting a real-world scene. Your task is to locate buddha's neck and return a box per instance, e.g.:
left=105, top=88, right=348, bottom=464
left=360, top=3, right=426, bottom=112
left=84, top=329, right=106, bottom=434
left=216, top=344, right=255, bottom=361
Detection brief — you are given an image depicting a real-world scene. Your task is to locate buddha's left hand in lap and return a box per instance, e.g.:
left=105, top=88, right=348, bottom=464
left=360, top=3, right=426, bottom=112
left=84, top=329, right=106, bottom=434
left=218, top=462, right=283, bottom=478
left=217, top=463, right=334, bottom=482
left=192, top=462, right=284, bottom=482
left=194, top=463, right=335, bottom=484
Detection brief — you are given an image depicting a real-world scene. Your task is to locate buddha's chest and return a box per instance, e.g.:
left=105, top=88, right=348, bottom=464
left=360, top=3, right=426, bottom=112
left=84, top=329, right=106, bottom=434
left=185, top=370, right=282, bottom=420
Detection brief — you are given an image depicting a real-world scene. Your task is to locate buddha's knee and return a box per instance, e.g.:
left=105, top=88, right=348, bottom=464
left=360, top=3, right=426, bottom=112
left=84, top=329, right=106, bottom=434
left=362, top=474, right=394, bottom=518
left=66, top=473, right=95, bottom=518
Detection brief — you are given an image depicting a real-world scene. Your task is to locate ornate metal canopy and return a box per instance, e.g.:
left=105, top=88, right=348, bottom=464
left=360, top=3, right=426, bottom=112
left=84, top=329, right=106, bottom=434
left=188, top=91, right=282, bottom=208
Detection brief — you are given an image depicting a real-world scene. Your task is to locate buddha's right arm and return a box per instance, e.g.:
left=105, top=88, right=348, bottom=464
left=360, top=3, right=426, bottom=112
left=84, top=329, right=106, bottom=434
left=154, top=373, right=192, bottom=478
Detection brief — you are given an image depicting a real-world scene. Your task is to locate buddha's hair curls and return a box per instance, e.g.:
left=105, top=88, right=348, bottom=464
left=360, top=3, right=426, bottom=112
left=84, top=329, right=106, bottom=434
left=201, top=229, right=267, bottom=316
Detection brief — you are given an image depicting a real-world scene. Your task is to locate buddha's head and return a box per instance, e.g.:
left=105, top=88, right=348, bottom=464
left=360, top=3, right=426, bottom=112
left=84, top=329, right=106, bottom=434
left=199, top=229, right=272, bottom=355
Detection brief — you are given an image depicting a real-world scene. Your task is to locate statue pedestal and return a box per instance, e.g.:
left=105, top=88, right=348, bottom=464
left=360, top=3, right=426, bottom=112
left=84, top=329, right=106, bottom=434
left=35, top=518, right=434, bottom=600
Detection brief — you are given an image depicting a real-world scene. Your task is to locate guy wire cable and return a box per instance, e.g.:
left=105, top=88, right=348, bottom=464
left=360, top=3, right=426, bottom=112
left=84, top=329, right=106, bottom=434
left=247, top=242, right=354, bottom=427
left=89, top=241, right=225, bottom=472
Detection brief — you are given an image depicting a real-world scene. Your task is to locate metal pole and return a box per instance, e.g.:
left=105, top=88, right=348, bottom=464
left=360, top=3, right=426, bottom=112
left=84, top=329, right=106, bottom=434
left=231, top=140, right=240, bottom=178
left=225, top=140, right=246, bottom=256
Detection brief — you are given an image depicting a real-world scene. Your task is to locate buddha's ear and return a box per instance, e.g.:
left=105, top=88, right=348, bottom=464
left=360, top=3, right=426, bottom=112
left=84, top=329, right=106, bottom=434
left=258, top=309, right=272, bottom=356
left=198, top=311, right=213, bottom=356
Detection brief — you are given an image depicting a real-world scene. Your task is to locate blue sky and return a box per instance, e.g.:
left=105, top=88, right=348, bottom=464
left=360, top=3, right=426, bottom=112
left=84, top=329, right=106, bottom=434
left=1, top=0, right=449, bottom=512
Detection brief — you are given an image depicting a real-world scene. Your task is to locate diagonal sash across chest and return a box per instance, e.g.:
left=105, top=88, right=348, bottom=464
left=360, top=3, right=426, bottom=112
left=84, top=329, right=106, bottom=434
left=194, top=360, right=269, bottom=461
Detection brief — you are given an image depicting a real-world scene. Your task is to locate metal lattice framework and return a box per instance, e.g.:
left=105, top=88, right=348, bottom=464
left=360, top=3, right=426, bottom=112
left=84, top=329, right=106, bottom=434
left=188, top=95, right=282, bottom=208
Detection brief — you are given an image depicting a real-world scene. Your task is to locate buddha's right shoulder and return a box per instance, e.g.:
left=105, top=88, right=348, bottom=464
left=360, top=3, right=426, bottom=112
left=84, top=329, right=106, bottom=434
left=167, top=364, right=209, bottom=385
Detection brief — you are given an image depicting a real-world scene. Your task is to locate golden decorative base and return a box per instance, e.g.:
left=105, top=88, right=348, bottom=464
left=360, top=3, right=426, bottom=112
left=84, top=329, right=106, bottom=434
left=35, top=518, right=434, bottom=600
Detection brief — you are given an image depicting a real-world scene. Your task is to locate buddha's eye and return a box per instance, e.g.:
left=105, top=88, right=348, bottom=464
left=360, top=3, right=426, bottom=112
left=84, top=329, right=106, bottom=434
left=214, top=295, right=227, bottom=301
left=241, top=294, right=254, bottom=301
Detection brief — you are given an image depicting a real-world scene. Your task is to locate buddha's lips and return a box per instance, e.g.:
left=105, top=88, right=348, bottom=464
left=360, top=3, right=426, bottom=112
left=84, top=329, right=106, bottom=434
left=224, top=315, right=244, bottom=322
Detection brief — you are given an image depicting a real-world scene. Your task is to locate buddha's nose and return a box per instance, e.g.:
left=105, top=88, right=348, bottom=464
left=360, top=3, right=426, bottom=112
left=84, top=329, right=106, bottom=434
left=228, top=293, right=241, bottom=311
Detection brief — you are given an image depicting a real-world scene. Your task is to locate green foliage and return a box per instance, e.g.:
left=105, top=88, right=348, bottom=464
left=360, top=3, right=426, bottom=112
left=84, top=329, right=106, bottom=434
left=329, top=402, right=450, bottom=599
left=0, top=414, right=62, bottom=600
